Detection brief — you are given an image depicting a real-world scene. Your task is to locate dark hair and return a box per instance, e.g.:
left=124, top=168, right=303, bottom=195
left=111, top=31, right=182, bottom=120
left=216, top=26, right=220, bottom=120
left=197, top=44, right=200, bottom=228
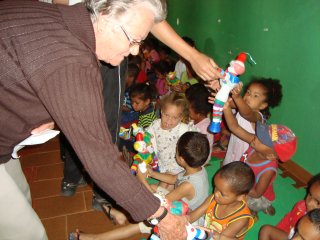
left=153, top=60, right=172, bottom=75
left=307, top=208, right=320, bottom=232
left=177, top=132, right=209, bottom=167
left=244, top=77, right=283, bottom=119
left=127, top=63, right=140, bottom=80
left=130, top=83, right=156, bottom=101
left=307, top=173, right=320, bottom=194
left=185, top=83, right=212, bottom=116
left=215, top=162, right=255, bottom=195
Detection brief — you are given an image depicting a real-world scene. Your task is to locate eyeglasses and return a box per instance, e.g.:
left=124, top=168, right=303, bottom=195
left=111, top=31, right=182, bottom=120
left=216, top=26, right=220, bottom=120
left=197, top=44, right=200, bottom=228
left=120, top=25, right=143, bottom=48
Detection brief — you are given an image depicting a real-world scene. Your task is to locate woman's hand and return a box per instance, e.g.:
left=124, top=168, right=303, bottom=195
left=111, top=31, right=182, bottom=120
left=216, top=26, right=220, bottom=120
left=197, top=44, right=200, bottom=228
left=157, top=207, right=188, bottom=240
left=188, top=50, right=222, bottom=81
left=31, top=122, right=54, bottom=134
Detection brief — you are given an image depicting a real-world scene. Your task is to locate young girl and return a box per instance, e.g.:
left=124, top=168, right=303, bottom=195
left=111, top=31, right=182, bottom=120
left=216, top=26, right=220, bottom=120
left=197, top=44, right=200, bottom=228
left=130, top=83, right=158, bottom=128
left=185, top=83, right=214, bottom=159
left=147, top=92, right=197, bottom=186
left=259, top=174, right=320, bottom=240
left=223, top=99, right=297, bottom=217
left=223, top=78, right=283, bottom=166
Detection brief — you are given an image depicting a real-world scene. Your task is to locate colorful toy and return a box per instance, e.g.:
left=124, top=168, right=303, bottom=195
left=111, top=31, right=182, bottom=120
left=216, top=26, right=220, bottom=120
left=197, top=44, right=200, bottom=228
left=150, top=199, right=207, bottom=240
left=208, top=52, right=247, bottom=133
left=166, top=71, right=180, bottom=86
left=130, top=123, right=159, bottom=175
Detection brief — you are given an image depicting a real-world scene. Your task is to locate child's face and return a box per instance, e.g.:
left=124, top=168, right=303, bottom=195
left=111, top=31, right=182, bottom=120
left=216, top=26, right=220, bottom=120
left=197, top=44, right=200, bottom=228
left=291, top=215, right=320, bottom=240
left=306, top=182, right=320, bottom=212
left=213, top=174, right=241, bottom=205
left=243, top=83, right=268, bottom=111
left=131, top=95, right=150, bottom=112
left=161, top=104, right=183, bottom=130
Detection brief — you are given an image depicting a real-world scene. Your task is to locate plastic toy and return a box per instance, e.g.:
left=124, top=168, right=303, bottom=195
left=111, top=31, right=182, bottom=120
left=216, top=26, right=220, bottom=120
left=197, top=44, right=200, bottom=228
left=130, top=123, right=159, bottom=175
left=208, top=52, right=247, bottom=133
left=166, top=71, right=180, bottom=86
left=150, top=200, right=207, bottom=240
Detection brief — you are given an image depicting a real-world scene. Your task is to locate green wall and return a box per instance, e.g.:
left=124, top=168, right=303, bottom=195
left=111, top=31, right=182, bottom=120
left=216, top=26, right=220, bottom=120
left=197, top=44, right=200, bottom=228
left=166, top=0, right=320, bottom=174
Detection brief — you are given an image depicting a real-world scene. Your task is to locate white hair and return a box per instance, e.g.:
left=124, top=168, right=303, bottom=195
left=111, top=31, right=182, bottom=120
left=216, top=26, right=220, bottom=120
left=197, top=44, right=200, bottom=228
left=85, top=0, right=167, bottom=23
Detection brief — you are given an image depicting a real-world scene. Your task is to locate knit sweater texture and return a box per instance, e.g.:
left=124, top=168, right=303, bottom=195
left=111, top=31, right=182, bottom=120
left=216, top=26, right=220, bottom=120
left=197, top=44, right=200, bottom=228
left=0, top=0, right=159, bottom=221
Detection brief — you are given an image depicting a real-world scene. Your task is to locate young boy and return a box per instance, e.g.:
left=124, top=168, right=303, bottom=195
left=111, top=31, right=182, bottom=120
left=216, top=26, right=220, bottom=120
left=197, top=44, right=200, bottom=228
left=291, top=208, right=320, bottom=240
left=190, top=162, right=255, bottom=240
left=259, top=173, right=320, bottom=240
left=71, top=131, right=210, bottom=239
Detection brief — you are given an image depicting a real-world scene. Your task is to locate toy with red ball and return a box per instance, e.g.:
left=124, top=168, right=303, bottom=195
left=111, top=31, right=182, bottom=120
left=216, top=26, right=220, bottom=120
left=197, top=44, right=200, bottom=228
left=209, top=52, right=247, bottom=133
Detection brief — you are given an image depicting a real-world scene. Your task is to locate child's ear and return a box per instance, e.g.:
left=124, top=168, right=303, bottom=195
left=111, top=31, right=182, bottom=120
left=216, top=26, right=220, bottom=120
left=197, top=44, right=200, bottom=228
left=236, top=193, right=247, bottom=202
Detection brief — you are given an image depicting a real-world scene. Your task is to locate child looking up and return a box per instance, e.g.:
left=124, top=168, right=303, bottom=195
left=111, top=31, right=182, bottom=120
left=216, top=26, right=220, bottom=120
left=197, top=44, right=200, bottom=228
left=223, top=100, right=297, bottom=217
left=190, top=161, right=255, bottom=240
left=130, top=83, right=158, bottom=129
left=70, top=131, right=210, bottom=240
left=259, top=173, right=320, bottom=240
left=147, top=92, right=196, bottom=186
left=223, top=78, right=283, bottom=166
left=185, top=83, right=214, bottom=158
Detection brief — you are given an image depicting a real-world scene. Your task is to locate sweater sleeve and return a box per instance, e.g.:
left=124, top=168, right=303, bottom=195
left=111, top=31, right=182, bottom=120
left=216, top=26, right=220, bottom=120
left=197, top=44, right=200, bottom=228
left=37, top=63, right=159, bottom=221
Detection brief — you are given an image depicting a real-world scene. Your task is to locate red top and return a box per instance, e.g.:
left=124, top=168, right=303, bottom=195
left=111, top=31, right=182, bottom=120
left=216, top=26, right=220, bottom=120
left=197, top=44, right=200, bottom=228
left=240, top=148, right=277, bottom=201
left=276, top=200, right=306, bottom=234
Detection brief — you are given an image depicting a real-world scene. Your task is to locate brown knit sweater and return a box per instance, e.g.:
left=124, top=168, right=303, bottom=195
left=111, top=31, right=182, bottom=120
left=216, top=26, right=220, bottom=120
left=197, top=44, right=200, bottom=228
left=0, top=0, right=159, bottom=221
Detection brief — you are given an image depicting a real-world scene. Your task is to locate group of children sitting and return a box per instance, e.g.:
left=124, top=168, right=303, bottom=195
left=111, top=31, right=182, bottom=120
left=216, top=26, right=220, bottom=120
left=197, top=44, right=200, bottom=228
left=71, top=37, right=320, bottom=240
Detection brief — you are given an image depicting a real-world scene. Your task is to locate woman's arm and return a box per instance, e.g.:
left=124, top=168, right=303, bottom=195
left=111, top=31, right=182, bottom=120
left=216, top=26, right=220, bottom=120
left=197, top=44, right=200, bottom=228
left=151, top=21, right=221, bottom=81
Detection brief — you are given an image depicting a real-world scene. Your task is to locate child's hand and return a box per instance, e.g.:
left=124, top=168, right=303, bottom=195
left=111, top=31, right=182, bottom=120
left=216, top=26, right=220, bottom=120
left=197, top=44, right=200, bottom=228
left=208, top=91, right=217, bottom=104
left=205, top=79, right=220, bottom=92
left=146, top=165, right=154, bottom=177
left=223, top=99, right=233, bottom=110
left=231, top=82, right=243, bottom=99
left=136, top=168, right=148, bottom=182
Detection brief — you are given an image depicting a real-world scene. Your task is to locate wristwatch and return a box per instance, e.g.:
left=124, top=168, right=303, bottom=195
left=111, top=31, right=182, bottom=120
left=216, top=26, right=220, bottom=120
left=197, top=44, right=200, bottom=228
left=147, top=207, right=168, bottom=226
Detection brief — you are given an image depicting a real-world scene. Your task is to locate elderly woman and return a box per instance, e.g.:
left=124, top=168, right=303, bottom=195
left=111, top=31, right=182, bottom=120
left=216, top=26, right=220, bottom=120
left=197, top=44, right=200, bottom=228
left=0, top=0, right=220, bottom=239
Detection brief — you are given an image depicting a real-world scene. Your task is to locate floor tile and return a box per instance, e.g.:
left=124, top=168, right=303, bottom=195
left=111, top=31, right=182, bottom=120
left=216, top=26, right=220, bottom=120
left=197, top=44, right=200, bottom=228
left=42, top=216, right=67, bottom=240
left=20, top=150, right=61, bottom=168
left=20, top=137, right=60, bottom=155
left=35, top=162, right=64, bottom=180
left=33, top=192, right=86, bottom=219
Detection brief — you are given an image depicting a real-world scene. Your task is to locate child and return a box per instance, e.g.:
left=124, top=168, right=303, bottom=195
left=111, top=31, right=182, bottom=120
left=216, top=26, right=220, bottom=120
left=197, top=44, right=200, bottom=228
left=190, top=161, right=255, bottom=240
left=291, top=208, right=320, bottom=240
left=185, top=83, right=214, bottom=160
left=130, top=83, right=158, bottom=128
left=70, top=131, right=210, bottom=240
left=153, top=60, right=171, bottom=97
left=146, top=92, right=197, bottom=181
left=120, top=63, right=140, bottom=126
left=223, top=99, right=297, bottom=217
left=259, top=173, right=320, bottom=240
left=223, top=78, right=283, bottom=166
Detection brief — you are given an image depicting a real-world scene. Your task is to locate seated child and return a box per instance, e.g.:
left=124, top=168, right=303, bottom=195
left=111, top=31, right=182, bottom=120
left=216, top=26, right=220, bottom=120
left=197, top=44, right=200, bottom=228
left=153, top=60, right=171, bottom=97
left=190, top=161, right=255, bottom=240
left=146, top=92, right=197, bottom=188
left=71, top=131, right=210, bottom=240
left=223, top=100, right=297, bottom=217
left=291, top=208, right=320, bottom=240
left=223, top=78, right=283, bottom=166
left=259, top=173, right=320, bottom=240
left=185, top=83, right=214, bottom=162
left=130, top=83, right=158, bottom=128
left=120, top=63, right=140, bottom=126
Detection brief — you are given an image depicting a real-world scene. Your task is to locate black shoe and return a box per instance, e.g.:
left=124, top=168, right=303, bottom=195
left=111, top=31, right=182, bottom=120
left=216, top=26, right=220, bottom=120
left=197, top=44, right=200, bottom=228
left=60, top=177, right=87, bottom=197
